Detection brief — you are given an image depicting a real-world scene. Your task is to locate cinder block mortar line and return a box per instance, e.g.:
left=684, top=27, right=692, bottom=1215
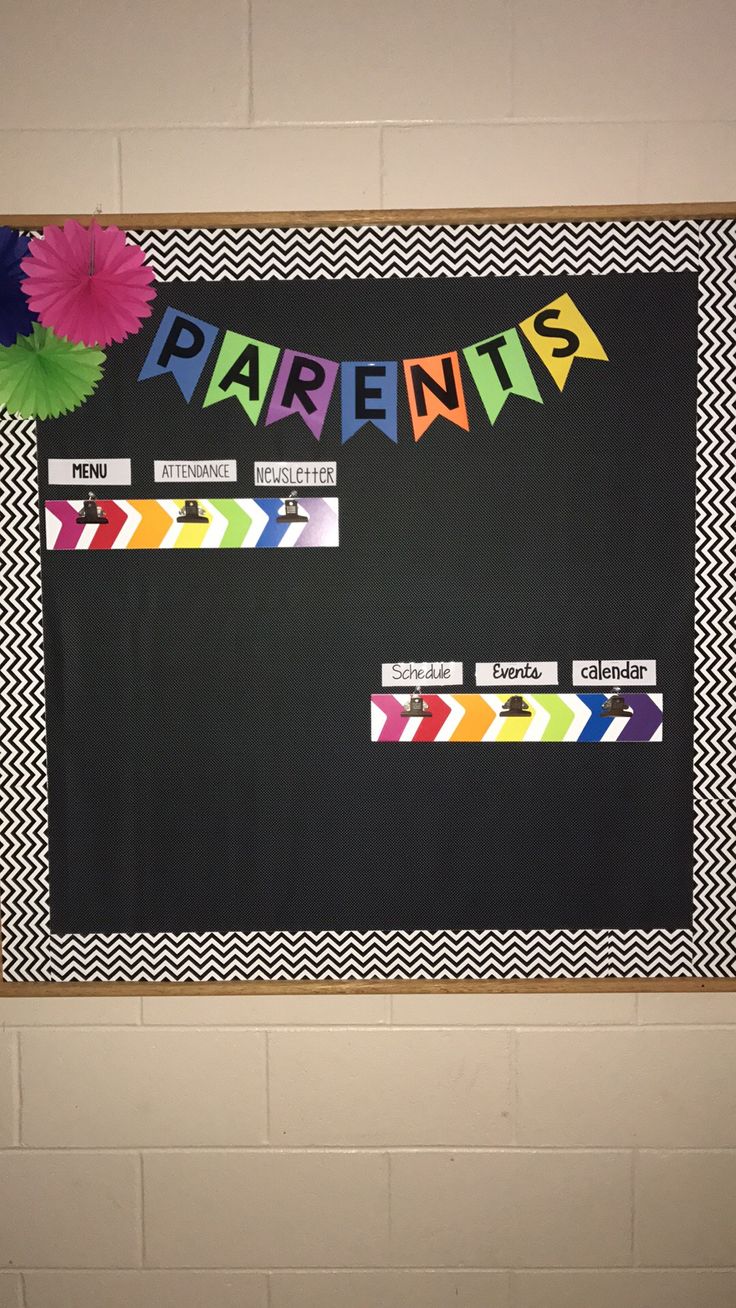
left=0, top=1144, right=672, bottom=1154
left=15, top=1030, right=22, bottom=1147
left=3, top=114, right=735, bottom=133
left=114, top=134, right=123, bottom=212
left=139, top=1151, right=146, bottom=1268
left=508, top=0, right=516, bottom=119
left=264, top=1029, right=271, bottom=1144
left=632, top=1148, right=639, bottom=1267
left=510, top=1028, right=518, bottom=1145
left=378, top=126, right=385, bottom=208
left=246, top=0, right=254, bottom=127
left=19, top=1271, right=27, bottom=1308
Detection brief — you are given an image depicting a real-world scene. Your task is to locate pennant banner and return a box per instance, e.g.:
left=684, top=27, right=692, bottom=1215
left=137, top=296, right=607, bottom=435
left=138, top=307, right=219, bottom=402
left=341, top=362, right=398, bottom=443
left=202, top=331, right=280, bottom=423
left=266, top=350, right=339, bottom=440
left=371, top=693, right=663, bottom=742
left=403, top=352, right=469, bottom=441
left=44, top=498, right=339, bottom=550
left=463, top=328, right=542, bottom=423
left=519, top=292, right=608, bottom=391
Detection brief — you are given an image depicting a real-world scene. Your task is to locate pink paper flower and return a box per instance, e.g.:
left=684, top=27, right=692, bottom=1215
left=21, top=220, right=156, bottom=348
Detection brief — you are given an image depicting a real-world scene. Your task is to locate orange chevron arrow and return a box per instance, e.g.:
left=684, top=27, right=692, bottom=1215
left=127, top=499, right=173, bottom=549
left=450, top=694, right=496, bottom=742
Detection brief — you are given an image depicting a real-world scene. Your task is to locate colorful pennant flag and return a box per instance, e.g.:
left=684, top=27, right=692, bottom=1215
left=402, top=352, right=469, bottom=441
left=341, top=362, right=398, bottom=443
left=463, top=328, right=543, bottom=423
left=266, top=349, right=339, bottom=440
left=519, top=293, right=608, bottom=390
left=202, top=331, right=280, bottom=423
left=138, top=307, right=219, bottom=402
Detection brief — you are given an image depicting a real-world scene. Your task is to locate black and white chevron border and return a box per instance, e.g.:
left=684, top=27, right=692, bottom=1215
left=1, top=216, right=731, bottom=982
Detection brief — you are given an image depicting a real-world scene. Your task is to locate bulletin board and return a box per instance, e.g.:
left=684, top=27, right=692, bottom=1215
left=1, top=205, right=735, bottom=991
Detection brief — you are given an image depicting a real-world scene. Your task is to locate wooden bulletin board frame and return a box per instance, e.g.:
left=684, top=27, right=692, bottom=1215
left=1, top=202, right=735, bottom=995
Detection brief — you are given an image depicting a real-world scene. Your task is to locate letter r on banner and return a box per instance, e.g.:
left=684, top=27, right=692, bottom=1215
left=138, top=307, right=219, bottom=402
left=266, top=349, right=339, bottom=440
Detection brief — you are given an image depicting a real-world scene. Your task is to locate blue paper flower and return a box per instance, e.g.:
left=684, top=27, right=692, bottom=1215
left=0, top=227, right=37, bottom=347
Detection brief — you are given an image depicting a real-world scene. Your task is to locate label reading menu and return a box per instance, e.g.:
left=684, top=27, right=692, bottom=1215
left=382, top=662, right=463, bottom=688
left=573, top=660, right=657, bottom=686
left=154, top=461, right=237, bottom=482
left=475, top=661, right=558, bottom=686
left=48, top=458, right=131, bottom=486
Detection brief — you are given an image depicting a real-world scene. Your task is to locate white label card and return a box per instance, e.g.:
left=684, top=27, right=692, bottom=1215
left=475, top=661, right=559, bottom=686
left=573, top=660, right=657, bottom=686
left=254, top=461, right=337, bottom=488
left=154, top=461, right=237, bottom=482
left=382, top=662, right=463, bottom=688
left=48, top=458, right=131, bottom=485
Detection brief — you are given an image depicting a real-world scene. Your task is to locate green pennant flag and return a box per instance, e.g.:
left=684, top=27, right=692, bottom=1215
left=202, top=331, right=280, bottom=424
left=463, top=328, right=543, bottom=424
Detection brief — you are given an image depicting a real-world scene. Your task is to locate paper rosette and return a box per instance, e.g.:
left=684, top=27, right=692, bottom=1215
left=21, top=220, right=156, bottom=348
left=0, top=324, right=105, bottom=420
left=0, top=226, right=37, bottom=347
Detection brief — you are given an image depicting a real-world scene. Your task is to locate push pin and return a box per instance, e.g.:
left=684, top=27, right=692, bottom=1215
left=177, top=499, right=209, bottom=524
left=500, top=694, right=532, bottom=718
left=600, top=690, right=633, bottom=718
left=277, top=490, right=308, bottom=524
left=401, top=686, right=432, bottom=719
left=76, top=492, right=108, bottom=526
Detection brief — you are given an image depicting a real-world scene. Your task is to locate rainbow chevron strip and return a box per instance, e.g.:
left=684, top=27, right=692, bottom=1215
left=44, top=498, right=339, bottom=550
left=371, top=693, right=663, bottom=742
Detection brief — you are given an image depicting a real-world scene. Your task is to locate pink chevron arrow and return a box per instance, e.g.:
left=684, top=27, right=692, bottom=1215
left=46, top=501, right=86, bottom=550
left=372, top=694, right=406, bottom=742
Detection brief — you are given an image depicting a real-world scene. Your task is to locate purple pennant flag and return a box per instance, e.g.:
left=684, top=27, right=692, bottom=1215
left=265, top=350, right=338, bottom=440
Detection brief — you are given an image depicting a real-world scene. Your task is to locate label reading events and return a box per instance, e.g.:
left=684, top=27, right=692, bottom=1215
left=254, top=461, right=337, bottom=488
left=154, top=461, right=237, bottom=482
left=475, top=661, right=558, bottom=686
left=48, top=458, right=131, bottom=486
left=382, top=662, right=463, bottom=688
left=573, top=660, right=656, bottom=686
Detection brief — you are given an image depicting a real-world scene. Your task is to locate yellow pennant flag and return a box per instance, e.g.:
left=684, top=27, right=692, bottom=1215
left=519, top=293, right=607, bottom=391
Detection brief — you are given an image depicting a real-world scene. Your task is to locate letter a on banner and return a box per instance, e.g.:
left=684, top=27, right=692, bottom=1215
left=463, top=329, right=543, bottom=423
left=202, top=331, right=280, bottom=424
left=519, top=293, right=608, bottom=391
left=138, top=307, right=219, bottom=402
left=266, top=349, right=339, bottom=439
left=341, top=362, right=398, bottom=442
left=403, top=353, right=469, bottom=441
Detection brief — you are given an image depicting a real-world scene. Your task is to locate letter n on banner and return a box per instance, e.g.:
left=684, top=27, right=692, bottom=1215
left=266, top=350, right=339, bottom=439
left=519, top=293, right=608, bottom=390
left=138, top=307, right=219, bottom=401
left=202, top=331, right=280, bottom=423
left=403, top=353, right=469, bottom=441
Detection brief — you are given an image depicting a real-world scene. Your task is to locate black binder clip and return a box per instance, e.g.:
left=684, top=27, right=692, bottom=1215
left=500, top=694, right=532, bottom=718
left=76, top=493, right=108, bottom=525
left=177, top=499, right=209, bottom=524
left=401, top=686, right=433, bottom=719
left=277, top=491, right=309, bottom=524
left=600, top=690, right=633, bottom=718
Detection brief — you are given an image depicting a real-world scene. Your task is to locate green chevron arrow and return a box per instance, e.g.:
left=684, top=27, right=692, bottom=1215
left=539, top=694, right=575, bottom=741
left=209, top=499, right=252, bottom=548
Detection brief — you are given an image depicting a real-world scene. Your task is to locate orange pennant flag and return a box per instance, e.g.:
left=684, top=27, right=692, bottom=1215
left=403, top=352, right=469, bottom=441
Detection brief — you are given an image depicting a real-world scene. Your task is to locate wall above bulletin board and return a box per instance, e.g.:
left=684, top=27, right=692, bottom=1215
left=1, top=204, right=734, bottom=993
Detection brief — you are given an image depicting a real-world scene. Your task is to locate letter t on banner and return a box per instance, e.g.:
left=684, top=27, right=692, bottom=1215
left=138, top=307, right=219, bottom=402
left=266, top=350, right=339, bottom=439
left=341, top=362, right=398, bottom=442
left=463, top=329, right=543, bottom=423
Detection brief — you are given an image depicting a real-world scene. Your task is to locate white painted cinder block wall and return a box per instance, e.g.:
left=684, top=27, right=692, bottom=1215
left=2, top=2, right=736, bottom=1305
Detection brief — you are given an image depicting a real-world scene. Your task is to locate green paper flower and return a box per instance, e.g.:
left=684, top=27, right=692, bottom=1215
left=0, top=323, right=105, bottom=420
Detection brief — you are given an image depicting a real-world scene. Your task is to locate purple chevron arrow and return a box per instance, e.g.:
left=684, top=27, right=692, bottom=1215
left=294, top=497, right=339, bottom=548
left=619, top=694, right=664, bottom=741
left=372, top=694, right=406, bottom=742
left=46, top=501, right=87, bottom=550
